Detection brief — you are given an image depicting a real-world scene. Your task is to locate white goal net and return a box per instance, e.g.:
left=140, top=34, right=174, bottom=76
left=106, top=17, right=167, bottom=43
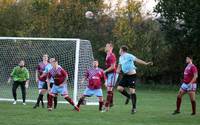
left=0, top=37, right=98, bottom=105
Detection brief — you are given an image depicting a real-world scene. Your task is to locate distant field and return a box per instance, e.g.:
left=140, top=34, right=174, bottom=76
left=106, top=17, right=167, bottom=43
left=0, top=85, right=199, bottom=125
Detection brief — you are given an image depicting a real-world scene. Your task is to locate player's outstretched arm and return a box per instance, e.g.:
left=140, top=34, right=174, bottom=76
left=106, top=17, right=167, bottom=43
left=135, top=58, right=153, bottom=66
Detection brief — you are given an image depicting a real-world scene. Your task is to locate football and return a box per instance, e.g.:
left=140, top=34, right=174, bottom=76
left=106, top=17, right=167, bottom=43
left=85, top=11, right=94, bottom=19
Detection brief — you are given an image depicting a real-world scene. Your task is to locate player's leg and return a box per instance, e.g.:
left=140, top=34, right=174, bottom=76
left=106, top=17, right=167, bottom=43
left=12, top=81, right=20, bottom=104
left=117, top=76, right=130, bottom=104
left=98, top=96, right=104, bottom=111
left=77, top=95, right=86, bottom=108
left=47, top=84, right=57, bottom=111
left=128, top=75, right=137, bottom=114
left=188, top=91, right=196, bottom=115
left=60, top=84, right=79, bottom=111
left=48, top=82, right=58, bottom=109
left=172, top=84, right=186, bottom=115
left=20, top=81, right=26, bottom=105
left=105, top=73, right=114, bottom=110
left=129, top=88, right=136, bottom=114
left=110, top=73, right=119, bottom=107
left=33, top=81, right=46, bottom=108
left=188, top=83, right=197, bottom=115
left=95, top=89, right=104, bottom=111
left=53, top=94, right=58, bottom=109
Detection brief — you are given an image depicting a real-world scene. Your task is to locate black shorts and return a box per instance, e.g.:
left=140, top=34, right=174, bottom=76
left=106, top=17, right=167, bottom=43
left=118, top=74, right=137, bottom=88
left=42, top=82, right=48, bottom=90
left=50, top=82, right=54, bottom=88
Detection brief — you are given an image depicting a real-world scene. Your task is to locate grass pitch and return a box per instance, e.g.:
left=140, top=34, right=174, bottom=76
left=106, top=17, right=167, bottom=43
left=0, top=86, right=199, bottom=125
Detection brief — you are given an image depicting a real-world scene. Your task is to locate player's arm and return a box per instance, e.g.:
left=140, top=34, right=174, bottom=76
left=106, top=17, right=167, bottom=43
left=25, top=68, right=30, bottom=88
left=189, top=67, right=198, bottom=84
left=135, top=58, right=153, bottom=66
left=46, top=73, right=51, bottom=92
left=80, top=70, right=88, bottom=84
left=116, top=64, right=121, bottom=73
left=61, top=69, right=68, bottom=84
left=102, top=71, right=107, bottom=87
left=8, top=67, right=16, bottom=83
left=190, top=73, right=198, bottom=84
left=104, top=64, right=115, bottom=74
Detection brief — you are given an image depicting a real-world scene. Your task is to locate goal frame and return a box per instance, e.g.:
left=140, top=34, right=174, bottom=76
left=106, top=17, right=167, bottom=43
left=0, top=37, right=98, bottom=105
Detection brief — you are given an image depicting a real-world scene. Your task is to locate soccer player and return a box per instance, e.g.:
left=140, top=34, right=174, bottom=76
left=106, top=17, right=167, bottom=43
left=76, top=59, right=107, bottom=112
left=172, top=56, right=198, bottom=115
left=33, top=54, right=49, bottom=108
left=116, top=45, right=153, bottom=114
left=47, top=59, right=79, bottom=111
left=104, top=42, right=117, bottom=111
left=7, top=60, right=30, bottom=105
left=44, top=58, right=58, bottom=109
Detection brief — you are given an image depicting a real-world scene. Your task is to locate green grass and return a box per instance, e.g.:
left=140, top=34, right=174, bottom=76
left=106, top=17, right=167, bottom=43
left=0, top=87, right=200, bottom=125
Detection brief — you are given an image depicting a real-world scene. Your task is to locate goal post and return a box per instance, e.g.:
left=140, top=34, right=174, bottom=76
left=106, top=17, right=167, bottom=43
left=0, top=37, right=98, bottom=105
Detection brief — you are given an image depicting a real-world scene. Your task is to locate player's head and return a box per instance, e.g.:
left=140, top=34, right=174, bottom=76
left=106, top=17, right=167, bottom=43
left=186, top=56, right=193, bottom=64
left=19, top=60, right=25, bottom=67
left=119, top=45, right=128, bottom=55
left=93, top=59, right=99, bottom=68
left=52, top=59, right=58, bottom=68
left=42, top=54, right=48, bottom=62
left=105, top=42, right=113, bottom=53
left=49, top=58, right=55, bottom=64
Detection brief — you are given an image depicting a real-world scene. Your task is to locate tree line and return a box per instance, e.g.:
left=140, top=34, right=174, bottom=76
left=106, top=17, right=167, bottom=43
left=0, top=0, right=199, bottom=84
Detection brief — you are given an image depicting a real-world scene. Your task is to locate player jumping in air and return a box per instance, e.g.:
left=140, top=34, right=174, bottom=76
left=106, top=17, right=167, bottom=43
left=8, top=60, right=30, bottom=105
left=172, top=56, right=198, bottom=115
left=33, top=54, right=49, bottom=108
left=116, top=45, right=153, bottom=114
left=47, top=59, right=79, bottom=111
left=104, top=42, right=117, bottom=111
left=76, top=60, right=107, bottom=112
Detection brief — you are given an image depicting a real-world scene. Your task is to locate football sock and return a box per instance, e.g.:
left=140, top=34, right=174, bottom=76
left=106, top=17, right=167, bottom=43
left=130, top=93, right=137, bottom=109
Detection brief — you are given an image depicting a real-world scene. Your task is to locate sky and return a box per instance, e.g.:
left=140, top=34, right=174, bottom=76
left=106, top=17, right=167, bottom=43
left=104, top=0, right=158, bottom=17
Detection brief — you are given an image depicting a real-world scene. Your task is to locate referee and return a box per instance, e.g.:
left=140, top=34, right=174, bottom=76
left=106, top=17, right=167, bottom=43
left=8, top=60, right=30, bottom=105
left=116, top=45, right=153, bottom=114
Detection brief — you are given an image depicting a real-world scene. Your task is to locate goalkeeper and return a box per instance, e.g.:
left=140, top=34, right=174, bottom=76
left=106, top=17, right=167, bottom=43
left=8, top=60, right=30, bottom=105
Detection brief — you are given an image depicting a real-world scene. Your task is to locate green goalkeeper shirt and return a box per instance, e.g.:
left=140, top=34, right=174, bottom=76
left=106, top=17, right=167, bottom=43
left=11, top=66, right=30, bottom=82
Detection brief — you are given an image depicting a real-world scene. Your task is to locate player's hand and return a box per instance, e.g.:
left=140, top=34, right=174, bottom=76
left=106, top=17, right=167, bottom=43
left=25, top=81, right=29, bottom=88
left=146, top=62, right=153, bottom=66
left=25, top=83, right=29, bottom=89
left=104, top=82, right=107, bottom=87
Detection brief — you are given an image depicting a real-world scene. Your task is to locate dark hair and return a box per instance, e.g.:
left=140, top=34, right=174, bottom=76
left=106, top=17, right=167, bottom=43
left=187, top=55, right=193, bottom=60
left=53, top=58, right=58, bottom=62
left=120, top=45, right=128, bottom=52
left=43, top=54, right=48, bottom=57
left=107, top=42, right=114, bottom=48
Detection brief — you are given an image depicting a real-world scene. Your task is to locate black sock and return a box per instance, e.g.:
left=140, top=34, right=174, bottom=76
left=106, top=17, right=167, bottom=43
left=54, top=97, right=57, bottom=108
left=120, top=90, right=130, bottom=99
left=130, top=93, right=137, bottom=109
left=36, top=94, right=43, bottom=105
left=40, top=94, right=44, bottom=105
left=77, top=98, right=84, bottom=108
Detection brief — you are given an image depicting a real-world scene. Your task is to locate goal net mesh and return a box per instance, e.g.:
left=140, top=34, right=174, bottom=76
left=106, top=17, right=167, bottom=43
left=0, top=37, right=98, bottom=105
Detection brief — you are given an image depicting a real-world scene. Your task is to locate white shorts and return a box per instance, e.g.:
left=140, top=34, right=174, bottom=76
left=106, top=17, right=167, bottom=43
left=106, top=73, right=118, bottom=87
left=181, top=83, right=197, bottom=92
left=83, top=87, right=103, bottom=97
left=50, top=84, right=68, bottom=96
